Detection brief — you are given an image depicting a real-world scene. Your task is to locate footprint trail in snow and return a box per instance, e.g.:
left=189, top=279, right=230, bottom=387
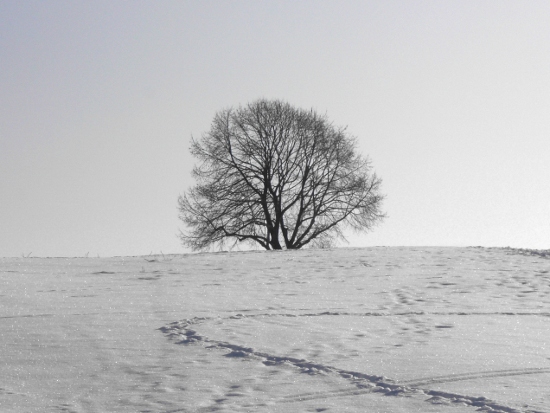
left=2, top=246, right=550, bottom=412
left=158, top=247, right=550, bottom=412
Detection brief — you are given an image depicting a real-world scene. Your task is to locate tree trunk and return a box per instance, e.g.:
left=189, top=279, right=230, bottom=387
left=269, top=229, right=283, bottom=249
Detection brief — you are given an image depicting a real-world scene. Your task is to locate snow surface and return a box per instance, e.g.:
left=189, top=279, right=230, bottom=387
left=1, top=247, right=549, bottom=412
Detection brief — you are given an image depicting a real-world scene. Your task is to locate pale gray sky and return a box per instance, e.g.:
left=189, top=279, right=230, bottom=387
left=1, top=1, right=549, bottom=257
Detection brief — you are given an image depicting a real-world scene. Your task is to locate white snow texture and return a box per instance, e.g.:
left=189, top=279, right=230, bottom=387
left=1, top=247, right=549, bottom=412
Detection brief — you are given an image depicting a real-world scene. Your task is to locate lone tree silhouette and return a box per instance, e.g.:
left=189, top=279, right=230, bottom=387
left=178, top=99, right=385, bottom=250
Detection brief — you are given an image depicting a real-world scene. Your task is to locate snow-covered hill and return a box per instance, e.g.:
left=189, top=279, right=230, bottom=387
left=1, top=247, right=549, bottom=412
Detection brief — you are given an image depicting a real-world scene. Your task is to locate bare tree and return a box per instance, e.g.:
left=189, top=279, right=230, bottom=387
left=178, top=99, right=385, bottom=250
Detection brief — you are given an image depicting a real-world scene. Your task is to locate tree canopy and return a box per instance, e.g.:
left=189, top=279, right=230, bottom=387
left=178, top=99, right=385, bottom=250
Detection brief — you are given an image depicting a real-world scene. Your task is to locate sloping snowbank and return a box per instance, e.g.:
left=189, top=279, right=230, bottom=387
left=1, top=247, right=549, bottom=412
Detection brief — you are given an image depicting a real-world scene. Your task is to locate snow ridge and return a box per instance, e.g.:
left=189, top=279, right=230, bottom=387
left=159, top=313, right=546, bottom=413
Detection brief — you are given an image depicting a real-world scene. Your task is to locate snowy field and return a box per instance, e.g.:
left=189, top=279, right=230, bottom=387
left=1, top=247, right=549, bottom=413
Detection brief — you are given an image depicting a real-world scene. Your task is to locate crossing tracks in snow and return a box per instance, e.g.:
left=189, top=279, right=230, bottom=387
left=160, top=311, right=550, bottom=413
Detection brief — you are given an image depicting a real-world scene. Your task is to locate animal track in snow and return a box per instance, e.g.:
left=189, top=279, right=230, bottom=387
left=160, top=311, right=549, bottom=413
